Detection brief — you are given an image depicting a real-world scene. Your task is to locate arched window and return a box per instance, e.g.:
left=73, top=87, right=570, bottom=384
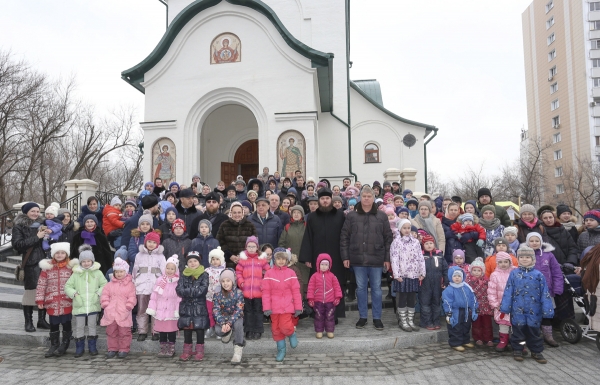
left=364, top=143, right=380, bottom=163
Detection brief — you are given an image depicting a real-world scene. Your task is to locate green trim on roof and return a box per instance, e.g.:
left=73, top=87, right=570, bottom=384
left=350, top=81, right=437, bottom=133
left=121, top=0, right=334, bottom=111
left=353, top=79, right=383, bottom=106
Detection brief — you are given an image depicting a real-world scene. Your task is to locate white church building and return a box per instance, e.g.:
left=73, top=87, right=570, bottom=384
left=122, top=0, right=437, bottom=190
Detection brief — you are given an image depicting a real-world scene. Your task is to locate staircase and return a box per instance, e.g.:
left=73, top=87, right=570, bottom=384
left=0, top=251, right=24, bottom=309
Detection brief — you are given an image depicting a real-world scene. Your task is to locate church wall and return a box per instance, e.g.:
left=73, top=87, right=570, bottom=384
left=316, top=114, right=351, bottom=188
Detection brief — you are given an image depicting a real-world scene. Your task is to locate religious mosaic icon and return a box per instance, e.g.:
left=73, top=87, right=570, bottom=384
left=277, top=130, right=306, bottom=179
left=152, top=138, right=176, bottom=185
left=211, top=33, right=241, bottom=64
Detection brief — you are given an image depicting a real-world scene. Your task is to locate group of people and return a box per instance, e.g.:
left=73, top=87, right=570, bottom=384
left=11, top=168, right=600, bottom=365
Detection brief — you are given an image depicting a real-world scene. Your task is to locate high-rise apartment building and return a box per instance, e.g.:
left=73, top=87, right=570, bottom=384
left=522, top=1, right=600, bottom=207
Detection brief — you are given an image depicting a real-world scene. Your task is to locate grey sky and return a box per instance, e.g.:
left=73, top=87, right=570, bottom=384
left=0, top=0, right=532, bottom=182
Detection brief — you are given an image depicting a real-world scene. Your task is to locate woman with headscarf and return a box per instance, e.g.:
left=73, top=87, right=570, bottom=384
left=410, top=201, right=446, bottom=254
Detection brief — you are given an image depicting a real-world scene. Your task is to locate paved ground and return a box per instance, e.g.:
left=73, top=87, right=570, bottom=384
left=0, top=336, right=597, bottom=384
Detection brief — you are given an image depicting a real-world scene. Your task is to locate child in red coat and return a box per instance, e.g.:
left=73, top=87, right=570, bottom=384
left=36, top=242, right=77, bottom=358
left=465, top=258, right=494, bottom=346
left=450, top=213, right=486, bottom=263
left=262, top=248, right=303, bottom=362
left=307, top=253, right=343, bottom=339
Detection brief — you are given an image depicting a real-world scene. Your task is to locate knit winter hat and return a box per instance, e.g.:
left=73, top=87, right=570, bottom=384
left=537, top=205, right=555, bottom=218
left=452, top=249, right=465, bottom=262
left=418, top=200, right=432, bottom=211
left=452, top=268, right=464, bottom=280
left=332, top=196, right=343, bottom=203
left=406, top=198, right=418, bottom=208
left=141, top=194, right=159, bottom=210
left=220, top=268, right=236, bottom=287
left=504, top=226, right=518, bottom=236
left=398, top=207, right=409, bottom=215
left=58, top=208, right=71, bottom=216
left=480, top=205, right=495, bottom=215
left=124, top=199, right=137, bottom=208
left=240, top=200, right=253, bottom=211
left=172, top=218, right=186, bottom=232
left=78, top=244, right=95, bottom=262
left=460, top=213, right=474, bottom=223
left=525, top=232, right=542, bottom=246
left=198, top=219, right=212, bottom=233
left=83, top=214, right=98, bottom=226
left=209, top=247, right=225, bottom=267
left=50, top=242, right=71, bottom=258
left=169, top=182, right=180, bottom=190
left=348, top=198, right=357, bottom=206
left=520, top=204, right=536, bottom=216
left=45, top=202, right=60, bottom=217
left=21, top=202, right=40, bottom=214
left=245, top=236, right=259, bottom=248
left=402, top=189, right=413, bottom=197
left=110, top=196, right=122, bottom=206
left=493, top=237, right=509, bottom=247
left=247, top=190, right=258, bottom=199
left=384, top=207, right=395, bottom=216
left=166, top=255, right=179, bottom=270
left=397, top=218, right=412, bottom=230
left=164, top=206, right=177, bottom=219
left=383, top=192, right=394, bottom=202
left=517, top=245, right=536, bottom=265
left=290, top=205, right=305, bottom=216
left=556, top=204, right=572, bottom=217
left=144, top=181, right=155, bottom=189
left=145, top=231, right=161, bottom=246
left=584, top=210, right=600, bottom=223
left=273, top=247, right=292, bottom=262
left=470, top=257, right=485, bottom=275
left=113, top=257, right=129, bottom=272
left=496, top=251, right=512, bottom=263
left=477, top=188, right=492, bottom=200
left=114, top=246, right=128, bottom=260
left=186, top=251, right=201, bottom=263
left=138, top=210, right=154, bottom=228
left=421, top=234, right=435, bottom=246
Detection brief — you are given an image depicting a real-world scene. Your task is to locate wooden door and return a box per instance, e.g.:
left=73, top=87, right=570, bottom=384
left=221, top=162, right=237, bottom=185
left=234, top=140, right=259, bottom=182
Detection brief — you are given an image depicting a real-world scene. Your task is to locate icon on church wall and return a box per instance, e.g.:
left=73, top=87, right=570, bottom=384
left=152, top=138, right=176, bottom=185
left=278, top=130, right=306, bottom=179
left=210, top=33, right=241, bottom=64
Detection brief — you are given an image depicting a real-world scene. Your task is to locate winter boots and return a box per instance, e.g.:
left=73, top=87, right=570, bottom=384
left=23, top=306, right=36, bottom=333
left=194, top=344, right=205, bottom=361
left=54, top=330, right=72, bottom=356
left=542, top=325, right=559, bottom=347
left=496, top=333, right=509, bottom=352
left=288, top=332, right=298, bottom=349
left=180, top=343, right=193, bottom=361
left=158, top=342, right=169, bottom=358
left=398, top=309, right=412, bottom=332
left=45, top=331, right=60, bottom=358
left=531, top=352, right=547, bottom=364
left=316, top=332, right=323, bottom=339
left=407, top=309, right=419, bottom=331
left=87, top=335, right=98, bottom=356
left=37, top=309, right=51, bottom=330
left=231, top=345, right=243, bottom=365
left=74, top=337, right=86, bottom=358
left=327, top=332, right=334, bottom=339
left=275, top=340, right=286, bottom=362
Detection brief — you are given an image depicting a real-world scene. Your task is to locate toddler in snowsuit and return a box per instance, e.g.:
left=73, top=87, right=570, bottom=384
left=450, top=213, right=485, bottom=263
left=487, top=251, right=516, bottom=352
left=65, top=244, right=107, bottom=357
left=100, top=257, right=136, bottom=359
left=213, top=268, right=246, bottom=365
left=465, top=258, right=493, bottom=346
left=307, top=253, right=343, bottom=339
left=262, top=248, right=303, bottom=362
left=42, top=204, right=63, bottom=253
left=500, top=245, right=554, bottom=364
left=442, top=266, right=478, bottom=351
left=449, top=249, right=470, bottom=274
left=205, top=247, right=226, bottom=338
left=418, top=234, right=448, bottom=329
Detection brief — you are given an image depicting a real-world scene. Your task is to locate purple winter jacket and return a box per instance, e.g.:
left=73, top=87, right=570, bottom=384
left=533, top=243, right=564, bottom=297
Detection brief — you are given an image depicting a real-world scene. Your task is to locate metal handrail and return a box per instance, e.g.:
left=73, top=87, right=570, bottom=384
left=95, top=191, right=127, bottom=206
left=0, top=209, right=18, bottom=247
left=60, top=193, right=82, bottom=220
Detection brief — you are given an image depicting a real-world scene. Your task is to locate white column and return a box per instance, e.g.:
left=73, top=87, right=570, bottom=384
left=383, top=168, right=402, bottom=184
left=63, top=179, right=99, bottom=205
left=400, top=168, right=417, bottom=191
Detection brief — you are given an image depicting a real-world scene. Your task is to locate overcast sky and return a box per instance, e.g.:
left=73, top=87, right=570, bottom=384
left=0, top=0, right=533, bottom=182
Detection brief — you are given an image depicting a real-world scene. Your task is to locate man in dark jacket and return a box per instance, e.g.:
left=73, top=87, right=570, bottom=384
left=121, top=195, right=160, bottom=249
left=188, top=192, right=229, bottom=239
left=476, top=188, right=511, bottom=227
left=268, top=194, right=290, bottom=227
left=300, top=188, right=347, bottom=319
left=176, top=188, right=201, bottom=232
left=249, top=198, right=282, bottom=247
left=340, top=186, right=393, bottom=330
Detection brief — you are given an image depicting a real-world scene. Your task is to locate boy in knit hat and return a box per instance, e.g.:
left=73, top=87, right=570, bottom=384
left=465, top=258, right=493, bottom=346
left=213, top=268, right=246, bottom=364
left=190, top=219, right=220, bottom=269
left=578, top=209, right=600, bottom=255
left=122, top=200, right=137, bottom=221
left=419, top=235, right=448, bottom=330
left=500, top=245, right=554, bottom=364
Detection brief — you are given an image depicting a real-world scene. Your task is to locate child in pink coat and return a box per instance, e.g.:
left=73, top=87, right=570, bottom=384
left=262, top=248, right=303, bottom=362
left=100, top=257, right=137, bottom=359
left=146, top=255, right=182, bottom=358
left=487, top=251, right=516, bottom=352
left=307, top=253, right=343, bottom=339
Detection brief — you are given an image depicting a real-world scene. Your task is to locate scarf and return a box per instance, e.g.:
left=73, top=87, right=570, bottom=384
left=54, top=259, right=69, bottom=268
left=561, top=221, right=577, bottom=231
left=81, top=229, right=97, bottom=246
left=522, top=218, right=538, bottom=229
left=154, top=274, right=179, bottom=295
left=416, top=215, right=439, bottom=246
left=183, top=265, right=205, bottom=279
left=409, top=209, right=417, bottom=218
left=479, top=217, right=500, bottom=231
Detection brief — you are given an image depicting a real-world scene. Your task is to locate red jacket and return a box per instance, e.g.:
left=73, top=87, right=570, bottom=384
left=450, top=222, right=486, bottom=242
left=262, top=264, right=303, bottom=314
left=102, top=205, right=124, bottom=235
left=36, top=259, right=77, bottom=316
left=235, top=251, right=270, bottom=299
left=306, top=254, right=343, bottom=304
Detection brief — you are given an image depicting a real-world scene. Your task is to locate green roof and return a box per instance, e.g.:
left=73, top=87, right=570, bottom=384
left=350, top=81, right=437, bottom=134
left=353, top=79, right=383, bottom=106
left=122, top=0, right=334, bottom=111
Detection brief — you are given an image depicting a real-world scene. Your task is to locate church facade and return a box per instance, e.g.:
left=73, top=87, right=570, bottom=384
left=122, top=0, right=437, bottom=190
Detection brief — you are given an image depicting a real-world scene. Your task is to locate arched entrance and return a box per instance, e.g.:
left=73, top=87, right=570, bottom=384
left=221, top=139, right=258, bottom=183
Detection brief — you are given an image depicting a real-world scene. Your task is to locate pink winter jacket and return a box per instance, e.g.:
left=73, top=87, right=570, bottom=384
left=147, top=275, right=181, bottom=321
left=235, top=251, right=270, bottom=299
left=306, top=254, right=343, bottom=304
left=100, top=274, right=137, bottom=327
left=487, top=265, right=516, bottom=325
left=262, top=264, right=302, bottom=314
left=132, top=245, right=167, bottom=295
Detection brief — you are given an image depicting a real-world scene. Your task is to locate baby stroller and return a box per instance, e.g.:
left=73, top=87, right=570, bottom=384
left=558, top=269, right=600, bottom=351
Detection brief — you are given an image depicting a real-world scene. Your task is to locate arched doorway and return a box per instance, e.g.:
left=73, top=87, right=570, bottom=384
left=221, top=139, right=258, bottom=183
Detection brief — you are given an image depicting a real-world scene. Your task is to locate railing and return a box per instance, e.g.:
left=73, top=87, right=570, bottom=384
left=60, top=193, right=82, bottom=220
left=0, top=209, right=18, bottom=247
left=95, top=191, right=135, bottom=206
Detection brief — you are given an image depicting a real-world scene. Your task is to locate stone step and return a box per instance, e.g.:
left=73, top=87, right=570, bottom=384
left=0, top=262, right=16, bottom=274
left=0, top=271, right=23, bottom=286
left=6, top=256, right=21, bottom=265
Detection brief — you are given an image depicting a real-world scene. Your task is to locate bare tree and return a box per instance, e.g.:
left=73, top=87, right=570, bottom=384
left=447, top=164, right=505, bottom=202
left=560, top=156, right=600, bottom=216
left=427, top=171, right=450, bottom=196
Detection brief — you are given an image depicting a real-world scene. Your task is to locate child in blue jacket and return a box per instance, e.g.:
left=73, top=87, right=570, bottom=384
left=500, top=245, right=554, bottom=364
left=442, top=266, right=478, bottom=352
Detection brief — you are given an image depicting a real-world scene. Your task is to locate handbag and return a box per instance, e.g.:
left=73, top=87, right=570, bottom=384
left=15, top=247, right=34, bottom=282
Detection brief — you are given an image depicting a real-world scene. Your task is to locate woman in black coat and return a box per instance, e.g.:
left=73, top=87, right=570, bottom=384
left=12, top=202, right=52, bottom=332
left=70, top=214, right=113, bottom=275
left=76, top=196, right=104, bottom=229
left=58, top=209, right=79, bottom=244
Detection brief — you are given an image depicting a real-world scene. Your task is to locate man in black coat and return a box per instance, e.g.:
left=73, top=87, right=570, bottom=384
left=188, top=192, right=229, bottom=239
left=176, top=188, right=201, bottom=232
left=299, top=188, right=347, bottom=318
left=121, top=195, right=160, bottom=249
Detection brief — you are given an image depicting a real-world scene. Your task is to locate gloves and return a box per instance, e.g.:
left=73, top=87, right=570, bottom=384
left=472, top=313, right=478, bottom=322
left=308, top=300, right=315, bottom=307
left=563, top=263, right=575, bottom=274
left=146, top=308, right=156, bottom=316
left=333, top=298, right=340, bottom=306
left=446, top=316, right=451, bottom=324
left=294, top=310, right=302, bottom=317
left=476, top=239, right=484, bottom=248
left=456, top=233, right=462, bottom=239
left=174, top=310, right=179, bottom=318
left=264, top=310, right=272, bottom=317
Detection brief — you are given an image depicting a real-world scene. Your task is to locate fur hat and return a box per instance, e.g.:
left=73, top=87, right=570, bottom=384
left=504, top=226, right=518, bottom=236
left=50, top=242, right=71, bottom=258
left=45, top=202, right=60, bottom=217
left=21, top=202, right=40, bottom=214
left=138, top=210, right=154, bottom=228
left=110, top=196, right=122, bottom=206
left=172, top=219, right=186, bottom=232
left=186, top=251, right=201, bottom=263
left=520, top=204, right=536, bottom=216
left=290, top=205, right=305, bottom=216
left=198, top=219, right=212, bottom=233
left=209, top=247, right=225, bottom=266
left=114, top=246, right=128, bottom=260
left=477, top=188, right=492, bottom=200
left=537, top=204, right=555, bottom=218
left=113, top=257, right=129, bottom=272
left=517, top=245, right=535, bottom=265
left=470, top=257, right=486, bottom=275
left=145, top=231, right=161, bottom=246
left=273, top=247, right=292, bottom=262
left=220, top=268, right=236, bottom=287
left=480, top=205, right=495, bottom=215
left=83, top=214, right=98, bottom=226
left=166, top=255, right=179, bottom=270
left=78, top=244, right=95, bottom=262
left=245, top=236, right=259, bottom=248
left=556, top=204, right=572, bottom=217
